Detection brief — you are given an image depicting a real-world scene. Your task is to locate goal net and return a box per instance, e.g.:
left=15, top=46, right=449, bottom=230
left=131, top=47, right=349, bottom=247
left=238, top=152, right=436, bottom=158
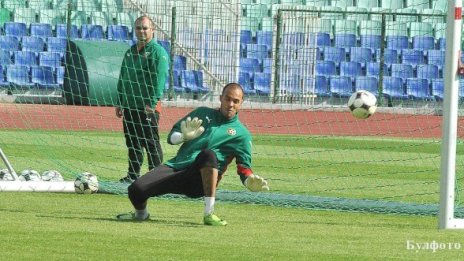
left=1, top=0, right=464, bottom=225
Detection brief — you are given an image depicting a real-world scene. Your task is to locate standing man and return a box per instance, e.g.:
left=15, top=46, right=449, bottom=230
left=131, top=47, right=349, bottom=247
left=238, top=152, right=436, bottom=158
left=117, top=83, right=269, bottom=226
left=116, top=15, right=169, bottom=183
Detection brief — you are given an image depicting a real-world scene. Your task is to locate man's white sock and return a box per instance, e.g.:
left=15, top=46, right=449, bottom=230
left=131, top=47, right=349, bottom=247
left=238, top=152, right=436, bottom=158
left=135, top=208, right=149, bottom=220
left=204, top=197, right=215, bottom=215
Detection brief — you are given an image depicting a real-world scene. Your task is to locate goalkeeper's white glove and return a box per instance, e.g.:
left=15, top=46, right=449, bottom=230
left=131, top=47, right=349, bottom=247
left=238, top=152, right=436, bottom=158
left=180, top=117, right=205, bottom=142
left=244, top=174, right=269, bottom=192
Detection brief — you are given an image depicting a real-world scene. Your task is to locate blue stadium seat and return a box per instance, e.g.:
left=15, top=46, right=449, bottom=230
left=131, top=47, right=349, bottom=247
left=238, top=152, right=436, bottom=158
left=238, top=71, right=256, bottom=94
left=6, top=65, right=34, bottom=89
left=316, top=32, right=331, bottom=50
left=0, top=49, right=13, bottom=65
left=401, top=49, right=425, bottom=67
left=438, top=37, right=445, bottom=50
left=316, top=60, right=337, bottom=76
left=262, top=58, right=272, bottom=73
left=246, top=44, right=269, bottom=60
left=391, top=63, right=414, bottom=80
left=56, top=66, right=65, bottom=86
left=340, top=61, right=363, bottom=79
left=0, top=36, right=20, bottom=53
left=329, top=76, right=353, bottom=97
left=173, top=55, right=187, bottom=71
left=157, top=40, right=171, bottom=54
left=181, top=70, right=208, bottom=93
left=39, top=51, right=62, bottom=68
left=240, top=30, right=253, bottom=57
left=240, top=58, right=261, bottom=77
left=412, top=36, right=436, bottom=52
left=366, top=62, right=389, bottom=77
left=323, top=46, right=346, bottom=63
left=31, top=65, right=61, bottom=89
left=107, top=25, right=130, bottom=41
left=406, top=78, right=433, bottom=100
left=256, top=31, right=272, bottom=53
left=382, top=76, right=408, bottom=99
left=304, top=75, right=330, bottom=97
left=349, top=47, right=373, bottom=67
left=282, top=32, right=305, bottom=46
left=427, top=50, right=445, bottom=73
left=166, top=70, right=184, bottom=93
left=21, top=36, right=45, bottom=53
left=355, top=76, right=379, bottom=95
left=376, top=49, right=399, bottom=65
left=81, top=24, right=105, bottom=40
left=460, top=80, right=464, bottom=100
left=46, top=37, right=67, bottom=56
left=14, top=51, right=37, bottom=66
left=56, top=24, right=79, bottom=39
left=280, top=75, right=300, bottom=95
left=4, top=22, right=27, bottom=38
left=254, top=72, right=271, bottom=95
left=30, top=23, right=53, bottom=39
left=386, top=35, right=409, bottom=51
left=360, top=35, right=381, bottom=52
left=416, top=64, right=439, bottom=79
left=0, top=65, right=9, bottom=87
left=334, top=33, right=357, bottom=53
left=431, top=78, right=444, bottom=101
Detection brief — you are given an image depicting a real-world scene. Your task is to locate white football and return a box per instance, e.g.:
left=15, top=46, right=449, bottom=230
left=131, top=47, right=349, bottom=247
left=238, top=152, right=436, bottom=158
left=74, top=172, right=99, bottom=194
left=0, top=168, right=14, bottom=181
left=42, top=170, right=64, bottom=182
left=348, top=90, right=377, bottom=119
left=18, top=169, right=42, bottom=181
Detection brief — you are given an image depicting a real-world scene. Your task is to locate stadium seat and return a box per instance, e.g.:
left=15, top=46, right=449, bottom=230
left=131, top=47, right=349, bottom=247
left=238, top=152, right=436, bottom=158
left=0, top=65, right=9, bottom=87
left=256, top=31, right=273, bottom=54
left=173, top=55, right=187, bottom=71
left=406, top=78, right=433, bottom=100
left=376, top=49, right=399, bottom=65
left=21, top=36, right=45, bottom=53
left=39, top=52, right=62, bottom=68
left=360, top=35, right=382, bottom=52
left=386, top=35, right=409, bottom=51
left=437, top=37, right=445, bottom=50
left=334, top=33, right=357, bottom=53
left=254, top=72, right=271, bottom=95
left=350, top=47, right=373, bottom=67
left=434, top=22, right=446, bottom=41
left=0, top=49, right=13, bottom=65
left=316, top=32, right=331, bottom=50
left=47, top=37, right=67, bottom=55
left=81, top=24, right=105, bottom=40
left=382, top=76, right=408, bottom=99
left=6, top=65, right=34, bottom=89
left=14, top=51, right=37, bottom=66
left=412, top=36, right=436, bottom=53
left=339, top=61, right=363, bottom=79
left=157, top=40, right=171, bottom=54
left=240, top=30, right=253, bottom=57
left=4, top=22, right=27, bottom=38
left=401, top=49, right=425, bottom=67
left=323, top=46, right=346, bottom=63
left=262, top=58, right=272, bottom=73
left=0, top=36, right=20, bottom=53
left=246, top=44, right=269, bottom=60
left=316, top=60, right=337, bottom=77
left=416, top=64, right=439, bottom=80
left=355, top=76, right=379, bottom=95
left=280, top=75, right=301, bottom=95
left=304, top=75, right=331, bottom=97
left=329, top=76, right=353, bottom=97
left=166, top=70, right=184, bottom=93
left=116, top=12, right=139, bottom=31
left=427, top=50, right=445, bottom=73
left=70, top=11, right=88, bottom=28
left=240, top=58, right=261, bottom=77
left=431, top=78, right=444, bottom=101
left=391, top=63, right=414, bottom=80
left=385, top=21, right=408, bottom=37
left=107, top=25, right=129, bottom=41
left=282, top=32, right=305, bottom=46
left=181, top=70, right=208, bottom=93
left=366, top=62, right=389, bottom=77
left=56, top=24, right=79, bottom=39
left=31, top=65, right=61, bottom=89
left=238, top=71, right=256, bottom=95
left=30, top=23, right=53, bottom=39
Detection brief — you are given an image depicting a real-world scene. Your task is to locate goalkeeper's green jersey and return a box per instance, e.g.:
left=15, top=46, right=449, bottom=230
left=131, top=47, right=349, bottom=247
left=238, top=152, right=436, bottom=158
left=166, top=107, right=253, bottom=175
left=117, top=39, right=169, bottom=109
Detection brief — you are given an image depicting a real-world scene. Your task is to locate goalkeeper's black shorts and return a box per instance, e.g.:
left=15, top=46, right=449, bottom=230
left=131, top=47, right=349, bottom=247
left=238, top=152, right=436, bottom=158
left=128, top=150, right=218, bottom=203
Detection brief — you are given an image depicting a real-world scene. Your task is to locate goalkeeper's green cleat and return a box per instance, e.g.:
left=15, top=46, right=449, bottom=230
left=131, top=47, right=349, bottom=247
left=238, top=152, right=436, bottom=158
left=203, top=214, right=227, bottom=226
left=116, top=212, right=150, bottom=221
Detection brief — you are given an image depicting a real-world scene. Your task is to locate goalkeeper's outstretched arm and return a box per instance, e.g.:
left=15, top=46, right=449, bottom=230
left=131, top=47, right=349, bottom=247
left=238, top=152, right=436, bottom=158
left=237, top=164, right=269, bottom=192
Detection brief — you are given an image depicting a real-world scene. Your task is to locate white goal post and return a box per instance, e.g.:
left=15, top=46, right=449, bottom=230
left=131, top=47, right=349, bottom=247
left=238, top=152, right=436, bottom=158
left=438, top=0, right=464, bottom=229
left=0, top=148, right=75, bottom=193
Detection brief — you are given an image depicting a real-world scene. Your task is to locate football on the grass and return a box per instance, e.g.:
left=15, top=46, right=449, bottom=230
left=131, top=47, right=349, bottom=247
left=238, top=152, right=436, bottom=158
left=74, top=172, right=99, bottom=194
left=348, top=90, right=377, bottom=119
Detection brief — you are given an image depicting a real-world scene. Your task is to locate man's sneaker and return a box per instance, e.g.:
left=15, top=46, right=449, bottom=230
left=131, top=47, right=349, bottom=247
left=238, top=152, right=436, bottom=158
left=116, top=212, right=150, bottom=221
left=119, top=175, right=138, bottom=183
left=203, top=214, right=227, bottom=226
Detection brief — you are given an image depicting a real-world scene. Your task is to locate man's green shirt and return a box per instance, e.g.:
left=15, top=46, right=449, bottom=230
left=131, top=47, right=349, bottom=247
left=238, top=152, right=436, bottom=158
left=117, top=39, right=169, bottom=109
left=166, top=107, right=253, bottom=174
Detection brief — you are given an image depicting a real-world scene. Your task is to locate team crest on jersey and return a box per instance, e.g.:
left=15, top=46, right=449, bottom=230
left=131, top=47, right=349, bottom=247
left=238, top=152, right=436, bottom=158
left=227, top=128, right=236, bottom=136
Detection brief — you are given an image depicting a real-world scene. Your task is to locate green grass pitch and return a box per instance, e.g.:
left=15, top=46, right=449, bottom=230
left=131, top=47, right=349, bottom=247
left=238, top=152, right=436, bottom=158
left=1, top=130, right=464, bottom=260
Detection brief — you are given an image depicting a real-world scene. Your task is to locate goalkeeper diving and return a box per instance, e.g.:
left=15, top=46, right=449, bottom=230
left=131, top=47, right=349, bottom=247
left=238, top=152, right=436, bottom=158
left=117, top=83, right=269, bottom=226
